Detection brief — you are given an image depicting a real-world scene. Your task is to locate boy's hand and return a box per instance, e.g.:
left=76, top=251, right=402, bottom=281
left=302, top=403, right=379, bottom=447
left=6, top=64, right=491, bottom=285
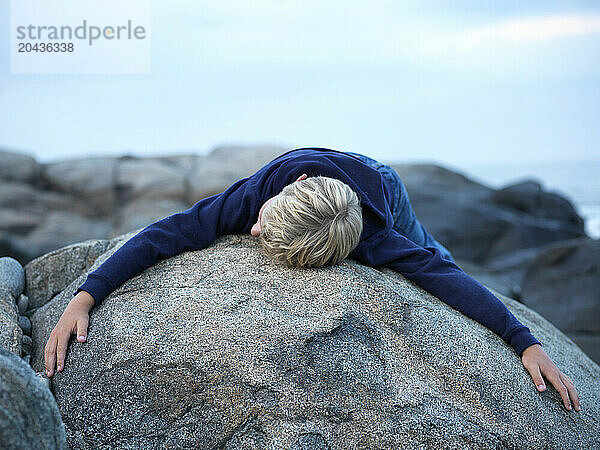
left=44, top=291, right=95, bottom=378
left=521, top=343, right=581, bottom=412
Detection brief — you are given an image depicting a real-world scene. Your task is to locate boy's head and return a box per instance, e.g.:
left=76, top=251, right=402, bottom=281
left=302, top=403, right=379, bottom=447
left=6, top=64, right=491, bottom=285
left=257, top=175, right=363, bottom=268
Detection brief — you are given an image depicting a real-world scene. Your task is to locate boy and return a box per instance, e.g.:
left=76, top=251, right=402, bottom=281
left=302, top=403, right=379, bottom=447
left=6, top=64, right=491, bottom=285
left=45, top=147, right=580, bottom=411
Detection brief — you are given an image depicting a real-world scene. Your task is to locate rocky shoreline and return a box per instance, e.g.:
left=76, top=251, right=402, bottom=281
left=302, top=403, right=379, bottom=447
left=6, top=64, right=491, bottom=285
left=1, top=145, right=597, bottom=364
left=0, top=144, right=599, bottom=447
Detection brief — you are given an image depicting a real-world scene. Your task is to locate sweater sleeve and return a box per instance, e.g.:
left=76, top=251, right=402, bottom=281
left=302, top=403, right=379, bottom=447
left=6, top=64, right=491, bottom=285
left=351, top=231, right=541, bottom=356
left=76, top=176, right=262, bottom=307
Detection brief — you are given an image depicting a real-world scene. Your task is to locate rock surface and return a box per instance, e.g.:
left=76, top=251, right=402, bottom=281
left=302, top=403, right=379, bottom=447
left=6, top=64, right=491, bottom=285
left=24, top=239, right=116, bottom=311
left=0, top=257, right=25, bottom=297
left=520, top=237, right=600, bottom=363
left=0, top=150, right=41, bottom=184
left=0, top=289, right=21, bottom=355
left=391, top=165, right=585, bottom=265
left=0, top=347, right=66, bottom=449
left=30, top=235, right=600, bottom=449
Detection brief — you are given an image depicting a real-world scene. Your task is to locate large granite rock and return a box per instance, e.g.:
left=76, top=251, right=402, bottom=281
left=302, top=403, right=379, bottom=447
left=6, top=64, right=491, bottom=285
left=3, top=145, right=596, bottom=367
left=0, top=347, right=65, bottom=449
left=30, top=235, right=599, bottom=449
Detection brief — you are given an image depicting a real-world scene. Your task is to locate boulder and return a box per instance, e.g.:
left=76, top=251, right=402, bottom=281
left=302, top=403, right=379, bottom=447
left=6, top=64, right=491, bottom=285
left=0, top=257, right=25, bottom=297
left=188, top=145, right=285, bottom=202
left=492, top=179, right=583, bottom=225
left=0, top=208, right=42, bottom=234
left=0, top=289, right=21, bottom=355
left=24, top=239, right=115, bottom=311
left=43, top=158, right=118, bottom=214
left=520, top=237, right=600, bottom=363
left=0, top=150, right=40, bottom=184
left=0, top=347, right=65, bottom=449
left=116, top=157, right=187, bottom=203
left=25, top=211, right=113, bottom=259
left=391, top=164, right=586, bottom=264
left=114, top=198, right=189, bottom=236
left=30, top=235, right=599, bottom=449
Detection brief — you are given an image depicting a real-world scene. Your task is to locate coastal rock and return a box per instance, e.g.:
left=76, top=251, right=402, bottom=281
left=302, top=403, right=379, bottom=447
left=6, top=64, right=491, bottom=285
left=188, top=145, right=284, bottom=201
left=25, top=211, right=113, bottom=261
left=30, top=235, right=600, bottom=449
left=492, top=180, right=583, bottom=224
left=25, top=238, right=115, bottom=311
left=43, top=158, right=117, bottom=214
left=0, top=150, right=40, bottom=184
left=114, top=198, right=189, bottom=236
left=17, top=294, right=28, bottom=315
left=520, top=237, right=600, bottom=363
left=116, top=157, right=187, bottom=203
left=0, top=257, right=25, bottom=297
left=18, top=316, right=31, bottom=336
left=0, top=289, right=21, bottom=355
left=392, top=164, right=586, bottom=264
left=0, top=347, right=65, bottom=449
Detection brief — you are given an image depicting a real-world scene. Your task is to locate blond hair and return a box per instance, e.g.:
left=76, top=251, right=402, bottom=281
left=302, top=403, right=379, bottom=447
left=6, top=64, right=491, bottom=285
left=258, top=176, right=363, bottom=268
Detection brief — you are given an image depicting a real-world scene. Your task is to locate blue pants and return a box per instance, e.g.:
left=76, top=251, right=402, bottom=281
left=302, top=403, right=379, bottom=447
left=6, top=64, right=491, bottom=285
left=346, top=152, right=455, bottom=263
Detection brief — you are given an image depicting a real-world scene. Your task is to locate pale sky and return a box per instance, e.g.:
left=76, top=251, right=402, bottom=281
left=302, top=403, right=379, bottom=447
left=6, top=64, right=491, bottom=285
left=1, top=1, right=599, bottom=167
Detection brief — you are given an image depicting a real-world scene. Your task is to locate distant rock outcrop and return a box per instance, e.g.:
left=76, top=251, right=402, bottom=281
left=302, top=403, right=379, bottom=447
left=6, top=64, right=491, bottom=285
left=29, top=235, right=599, bottom=449
left=0, top=145, right=286, bottom=263
left=0, top=147, right=587, bottom=266
left=391, top=164, right=585, bottom=265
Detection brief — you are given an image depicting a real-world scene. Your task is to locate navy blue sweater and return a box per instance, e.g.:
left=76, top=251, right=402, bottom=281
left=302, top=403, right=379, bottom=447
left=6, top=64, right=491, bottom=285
left=77, top=147, right=540, bottom=356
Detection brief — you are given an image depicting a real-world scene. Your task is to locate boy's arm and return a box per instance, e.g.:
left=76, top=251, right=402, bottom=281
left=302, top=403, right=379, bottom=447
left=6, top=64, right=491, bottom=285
left=350, top=230, right=580, bottom=411
left=77, top=176, right=261, bottom=307
left=352, top=231, right=539, bottom=355
left=45, top=176, right=262, bottom=378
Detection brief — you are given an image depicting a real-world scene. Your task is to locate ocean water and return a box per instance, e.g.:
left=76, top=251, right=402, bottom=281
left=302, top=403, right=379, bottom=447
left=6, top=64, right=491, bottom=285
left=458, top=159, right=600, bottom=239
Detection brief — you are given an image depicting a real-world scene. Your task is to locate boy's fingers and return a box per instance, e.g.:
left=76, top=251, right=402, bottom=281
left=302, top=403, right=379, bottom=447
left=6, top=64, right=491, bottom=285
left=44, top=336, right=57, bottom=377
left=546, top=370, right=572, bottom=410
left=56, top=332, right=69, bottom=372
left=560, top=373, right=581, bottom=411
left=76, top=317, right=89, bottom=342
left=527, top=364, right=546, bottom=391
